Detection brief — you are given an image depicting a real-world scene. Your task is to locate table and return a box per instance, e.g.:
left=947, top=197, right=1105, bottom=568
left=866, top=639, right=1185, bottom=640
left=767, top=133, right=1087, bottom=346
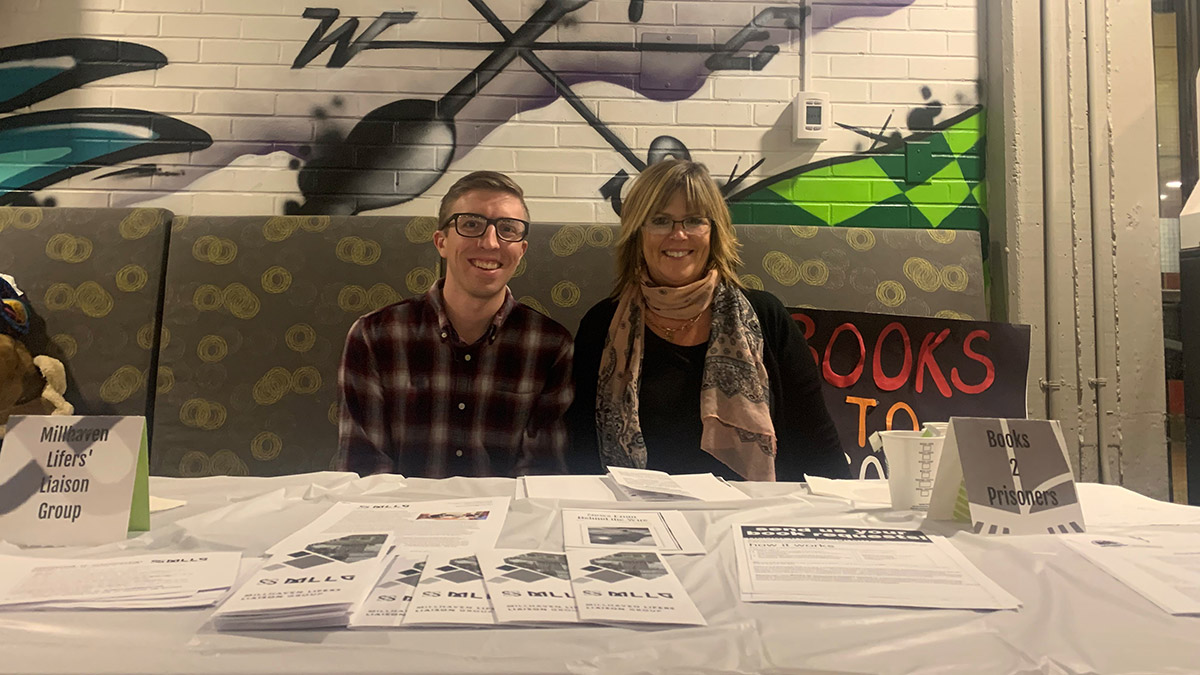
left=3, top=472, right=1199, bottom=674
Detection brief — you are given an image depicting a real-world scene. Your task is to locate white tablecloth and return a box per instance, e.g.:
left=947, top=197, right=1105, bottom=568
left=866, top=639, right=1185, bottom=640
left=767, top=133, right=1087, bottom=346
left=3, top=472, right=1199, bottom=675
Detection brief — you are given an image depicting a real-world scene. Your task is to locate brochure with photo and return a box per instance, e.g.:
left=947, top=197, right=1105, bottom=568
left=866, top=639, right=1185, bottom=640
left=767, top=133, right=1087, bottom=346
left=349, top=554, right=427, bottom=628
left=478, top=549, right=580, bottom=626
left=565, top=549, right=705, bottom=626
left=267, top=497, right=509, bottom=556
left=562, top=509, right=705, bottom=555
left=403, top=551, right=496, bottom=626
left=214, top=532, right=393, bottom=631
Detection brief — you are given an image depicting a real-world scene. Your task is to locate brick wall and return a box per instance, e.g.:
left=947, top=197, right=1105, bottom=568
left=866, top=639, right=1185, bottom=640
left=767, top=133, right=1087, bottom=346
left=1, top=0, right=983, bottom=228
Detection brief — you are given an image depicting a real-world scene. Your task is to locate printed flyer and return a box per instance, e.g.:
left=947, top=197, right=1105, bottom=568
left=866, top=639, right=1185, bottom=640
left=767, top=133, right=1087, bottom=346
left=566, top=549, right=705, bottom=626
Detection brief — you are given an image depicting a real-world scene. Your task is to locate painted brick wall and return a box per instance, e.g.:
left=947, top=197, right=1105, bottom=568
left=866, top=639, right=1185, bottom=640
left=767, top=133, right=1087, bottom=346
left=1, top=0, right=983, bottom=229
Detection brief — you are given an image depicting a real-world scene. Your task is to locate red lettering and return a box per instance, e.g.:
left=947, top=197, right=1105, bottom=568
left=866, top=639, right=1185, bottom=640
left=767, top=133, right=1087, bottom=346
left=793, top=312, right=819, bottom=366
left=845, top=396, right=878, bottom=448
left=951, top=329, right=995, bottom=394
left=823, top=323, right=865, bottom=388
left=871, top=322, right=912, bottom=392
left=915, top=329, right=953, bottom=397
left=885, top=401, right=919, bottom=430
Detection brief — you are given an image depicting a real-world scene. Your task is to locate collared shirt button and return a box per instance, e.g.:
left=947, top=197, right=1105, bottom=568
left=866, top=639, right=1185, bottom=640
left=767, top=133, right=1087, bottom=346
left=441, top=331, right=448, bottom=339
left=455, top=449, right=463, bottom=457
left=457, top=402, right=466, bottom=410
left=464, top=354, right=471, bottom=362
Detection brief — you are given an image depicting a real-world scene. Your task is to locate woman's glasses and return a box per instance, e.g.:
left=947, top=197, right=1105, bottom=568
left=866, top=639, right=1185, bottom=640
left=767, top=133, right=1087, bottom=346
left=444, top=213, right=529, bottom=242
left=643, top=215, right=712, bottom=234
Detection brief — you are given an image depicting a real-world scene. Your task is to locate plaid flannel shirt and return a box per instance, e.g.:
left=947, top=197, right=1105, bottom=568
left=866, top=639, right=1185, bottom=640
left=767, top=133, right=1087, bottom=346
left=336, top=280, right=573, bottom=478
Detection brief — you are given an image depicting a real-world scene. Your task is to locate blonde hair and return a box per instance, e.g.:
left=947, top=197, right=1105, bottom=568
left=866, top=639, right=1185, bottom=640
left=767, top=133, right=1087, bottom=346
left=612, top=160, right=743, bottom=297
left=438, top=170, right=528, bottom=227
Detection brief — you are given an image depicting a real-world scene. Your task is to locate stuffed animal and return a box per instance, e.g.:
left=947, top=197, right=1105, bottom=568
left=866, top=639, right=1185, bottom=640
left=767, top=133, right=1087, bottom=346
left=0, top=274, right=73, bottom=439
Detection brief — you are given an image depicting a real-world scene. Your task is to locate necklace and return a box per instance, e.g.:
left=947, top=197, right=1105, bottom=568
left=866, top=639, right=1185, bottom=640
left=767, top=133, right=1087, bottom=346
left=646, top=307, right=705, bottom=343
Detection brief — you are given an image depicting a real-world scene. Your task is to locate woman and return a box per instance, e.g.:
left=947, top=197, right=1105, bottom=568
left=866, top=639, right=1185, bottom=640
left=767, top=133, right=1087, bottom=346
left=566, top=160, right=848, bottom=481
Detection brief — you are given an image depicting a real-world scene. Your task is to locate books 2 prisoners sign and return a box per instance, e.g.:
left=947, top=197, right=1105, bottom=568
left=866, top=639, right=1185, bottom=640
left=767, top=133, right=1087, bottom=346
left=789, top=309, right=1031, bottom=478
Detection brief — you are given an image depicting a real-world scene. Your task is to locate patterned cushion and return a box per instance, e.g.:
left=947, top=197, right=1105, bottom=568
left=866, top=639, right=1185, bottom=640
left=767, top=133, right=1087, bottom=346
left=0, top=206, right=171, bottom=418
left=735, top=226, right=986, bottom=319
left=150, top=215, right=442, bottom=477
left=513, top=224, right=986, bottom=330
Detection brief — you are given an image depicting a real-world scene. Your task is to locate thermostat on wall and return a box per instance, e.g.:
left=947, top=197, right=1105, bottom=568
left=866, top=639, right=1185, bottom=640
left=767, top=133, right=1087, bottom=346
left=793, top=92, right=830, bottom=142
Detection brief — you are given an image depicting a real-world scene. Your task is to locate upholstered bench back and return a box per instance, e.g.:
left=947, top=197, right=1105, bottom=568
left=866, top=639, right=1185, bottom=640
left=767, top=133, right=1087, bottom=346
left=513, top=223, right=986, bottom=332
left=0, top=206, right=172, bottom=418
left=149, top=215, right=442, bottom=477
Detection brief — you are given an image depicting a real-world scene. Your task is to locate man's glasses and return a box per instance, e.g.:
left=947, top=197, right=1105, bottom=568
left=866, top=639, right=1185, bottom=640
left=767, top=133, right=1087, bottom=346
left=444, top=213, right=529, bottom=242
left=643, top=215, right=712, bottom=235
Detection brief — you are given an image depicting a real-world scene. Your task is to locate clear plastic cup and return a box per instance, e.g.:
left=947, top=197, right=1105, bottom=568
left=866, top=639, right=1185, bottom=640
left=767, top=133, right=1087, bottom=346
left=877, top=430, right=945, bottom=511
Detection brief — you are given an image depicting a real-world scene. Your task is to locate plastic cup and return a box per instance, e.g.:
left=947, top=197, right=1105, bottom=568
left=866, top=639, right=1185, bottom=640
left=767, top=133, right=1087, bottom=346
left=922, top=422, right=949, bottom=437
left=877, top=430, right=945, bottom=511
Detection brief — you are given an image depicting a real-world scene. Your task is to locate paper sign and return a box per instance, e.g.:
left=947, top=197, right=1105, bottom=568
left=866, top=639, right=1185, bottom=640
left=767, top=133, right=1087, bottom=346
left=0, top=415, right=150, bottom=546
left=928, top=417, right=1085, bottom=535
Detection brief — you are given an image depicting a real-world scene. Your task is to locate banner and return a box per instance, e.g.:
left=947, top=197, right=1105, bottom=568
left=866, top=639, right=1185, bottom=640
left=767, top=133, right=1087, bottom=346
left=789, top=309, right=1031, bottom=478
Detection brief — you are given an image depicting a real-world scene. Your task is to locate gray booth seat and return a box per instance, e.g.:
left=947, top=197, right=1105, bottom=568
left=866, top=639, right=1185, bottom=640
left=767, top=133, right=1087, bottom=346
left=150, top=215, right=442, bottom=477
left=511, top=224, right=986, bottom=333
left=0, top=206, right=172, bottom=419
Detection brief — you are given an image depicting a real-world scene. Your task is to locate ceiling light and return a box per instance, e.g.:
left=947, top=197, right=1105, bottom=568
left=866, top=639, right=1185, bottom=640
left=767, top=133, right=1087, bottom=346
left=1167, top=180, right=1182, bottom=188
left=1161, top=194, right=1168, bottom=200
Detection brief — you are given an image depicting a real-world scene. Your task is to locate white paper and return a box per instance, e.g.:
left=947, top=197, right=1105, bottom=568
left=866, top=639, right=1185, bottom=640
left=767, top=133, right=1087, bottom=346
left=607, top=467, right=697, bottom=501
left=522, top=475, right=620, bottom=501
left=267, top=497, right=509, bottom=556
left=804, top=475, right=891, bottom=508
left=149, top=495, right=188, bottom=513
left=1076, top=484, right=1200, bottom=528
left=403, top=551, right=496, bottom=626
left=566, top=549, right=705, bottom=626
left=348, top=554, right=427, bottom=628
left=522, top=473, right=745, bottom=503
left=732, top=525, right=1020, bottom=611
left=1063, top=533, right=1200, bottom=615
left=562, top=509, right=705, bottom=555
left=214, top=532, right=393, bottom=631
left=478, top=549, right=580, bottom=625
left=0, top=551, right=240, bottom=609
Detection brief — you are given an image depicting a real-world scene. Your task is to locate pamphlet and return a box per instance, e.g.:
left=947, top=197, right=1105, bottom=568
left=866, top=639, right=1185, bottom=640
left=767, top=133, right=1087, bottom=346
left=0, top=551, right=240, bottom=610
left=562, top=509, right=705, bottom=555
left=214, top=532, right=393, bottom=631
left=1063, top=533, right=1200, bottom=615
left=566, top=549, right=706, bottom=626
left=606, top=467, right=698, bottom=501
left=732, top=525, right=1020, bottom=610
left=521, top=473, right=746, bottom=502
left=348, top=554, right=427, bottom=628
left=267, top=497, right=509, bottom=556
left=478, top=549, right=580, bottom=625
left=403, top=551, right=496, bottom=626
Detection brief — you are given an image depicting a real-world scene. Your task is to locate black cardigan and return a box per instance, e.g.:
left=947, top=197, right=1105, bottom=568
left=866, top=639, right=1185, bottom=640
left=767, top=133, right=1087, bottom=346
left=565, top=288, right=849, bottom=481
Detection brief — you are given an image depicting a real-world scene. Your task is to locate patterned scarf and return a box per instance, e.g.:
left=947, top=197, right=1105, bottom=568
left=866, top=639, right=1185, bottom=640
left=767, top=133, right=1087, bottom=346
left=595, top=270, right=778, bottom=480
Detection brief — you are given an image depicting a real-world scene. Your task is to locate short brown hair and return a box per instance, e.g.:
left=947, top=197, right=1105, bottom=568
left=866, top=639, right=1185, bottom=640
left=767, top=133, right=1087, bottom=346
left=612, top=160, right=743, bottom=296
left=437, top=171, right=529, bottom=227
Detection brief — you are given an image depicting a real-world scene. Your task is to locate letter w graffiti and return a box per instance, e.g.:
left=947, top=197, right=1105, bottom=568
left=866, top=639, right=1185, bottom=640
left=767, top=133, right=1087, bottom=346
left=293, top=8, right=416, bottom=69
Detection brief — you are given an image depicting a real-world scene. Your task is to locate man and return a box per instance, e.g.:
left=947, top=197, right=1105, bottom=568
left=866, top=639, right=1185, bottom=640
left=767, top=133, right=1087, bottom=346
left=337, top=171, right=573, bottom=477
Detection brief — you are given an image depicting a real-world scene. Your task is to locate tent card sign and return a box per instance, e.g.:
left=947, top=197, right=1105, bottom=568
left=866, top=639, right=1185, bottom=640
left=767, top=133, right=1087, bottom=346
left=928, top=417, right=1085, bottom=535
left=0, top=415, right=149, bottom=546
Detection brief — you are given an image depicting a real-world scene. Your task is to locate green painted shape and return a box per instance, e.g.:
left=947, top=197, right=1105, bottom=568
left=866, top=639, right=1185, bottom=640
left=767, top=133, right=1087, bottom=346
left=972, top=181, right=987, bottom=208
left=945, top=128, right=982, bottom=156
left=835, top=201, right=910, bottom=228
left=831, top=155, right=903, bottom=178
left=908, top=161, right=970, bottom=225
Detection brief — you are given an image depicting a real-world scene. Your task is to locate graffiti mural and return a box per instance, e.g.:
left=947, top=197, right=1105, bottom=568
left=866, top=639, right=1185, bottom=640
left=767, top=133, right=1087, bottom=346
left=730, top=107, right=987, bottom=243
left=287, top=0, right=816, bottom=214
left=0, top=0, right=981, bottom=232
left=0, top=39, right=212, bottom=205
